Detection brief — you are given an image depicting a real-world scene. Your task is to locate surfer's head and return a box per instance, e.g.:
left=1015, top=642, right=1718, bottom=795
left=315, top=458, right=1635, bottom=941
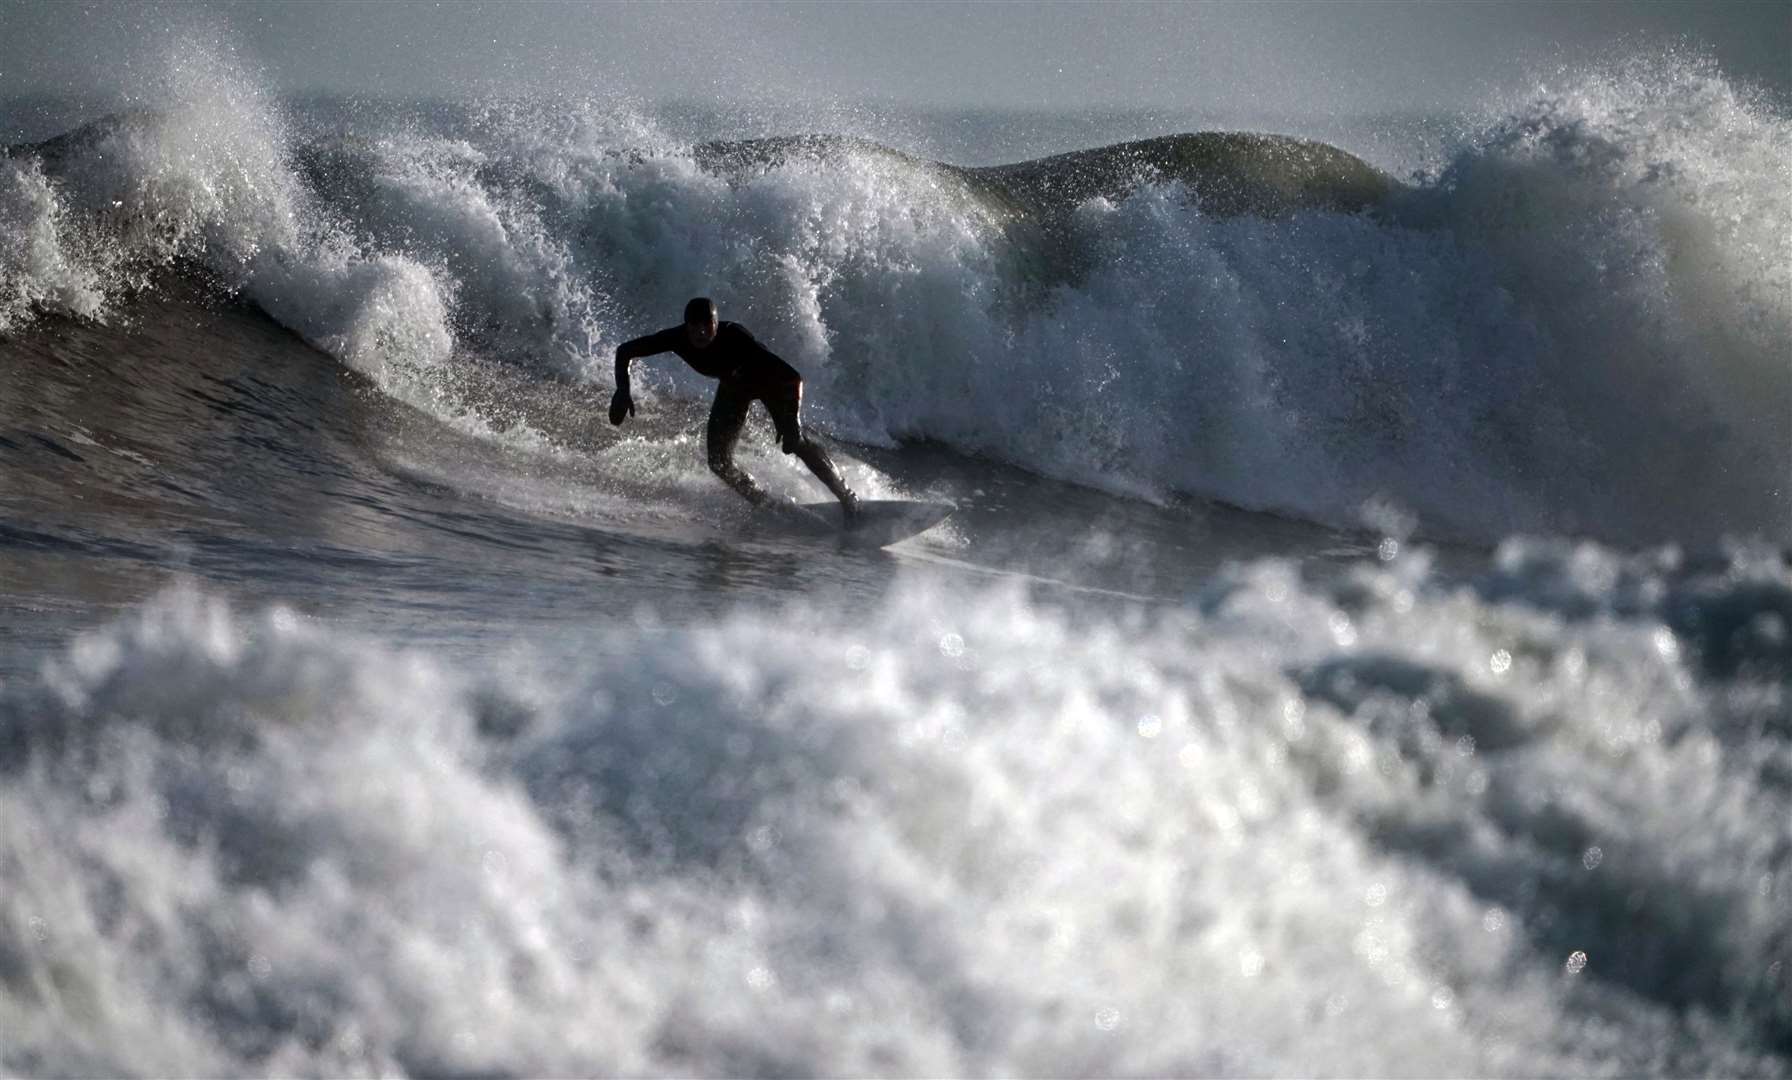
left=684, top=296, right=718, bottom=349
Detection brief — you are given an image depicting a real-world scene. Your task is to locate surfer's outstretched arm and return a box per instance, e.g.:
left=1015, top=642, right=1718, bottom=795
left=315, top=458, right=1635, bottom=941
left=610, top=328, right=680, bottom=425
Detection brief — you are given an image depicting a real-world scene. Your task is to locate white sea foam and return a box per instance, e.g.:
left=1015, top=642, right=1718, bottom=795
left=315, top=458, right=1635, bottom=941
left=299, top=55, right=1787, bottom=547
left=1, top=541, right=1786, bottom=1076
left=0, top=158, right=110, bottom=330
left=1, top=40, right=458, bottom=406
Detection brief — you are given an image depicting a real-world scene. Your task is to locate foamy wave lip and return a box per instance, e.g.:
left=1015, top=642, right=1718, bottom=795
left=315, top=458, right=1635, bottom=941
left=0, top=40, right=463, bottom=405
left=247, top=246, right=456, bottom=386
left=0, top=158, right=109, bottom=331
left=2, top=542, right=1786, bottom=1075
left=486, top=55, right=1781, bottom=548
left=1393, top=52, right=1792, bottom=537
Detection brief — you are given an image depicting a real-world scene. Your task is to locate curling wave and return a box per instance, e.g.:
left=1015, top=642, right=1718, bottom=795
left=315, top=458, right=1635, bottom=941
left=3, top=51, right=1787, bottom=547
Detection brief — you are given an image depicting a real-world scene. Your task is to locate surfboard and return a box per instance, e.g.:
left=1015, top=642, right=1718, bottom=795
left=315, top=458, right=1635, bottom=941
left=768, top=499, right=955, bottom=547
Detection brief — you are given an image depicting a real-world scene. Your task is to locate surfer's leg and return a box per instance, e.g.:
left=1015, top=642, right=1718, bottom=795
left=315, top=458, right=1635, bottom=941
left=706, top=380, right=770, bottom=506
left=765, top=377, right=859, bottom=518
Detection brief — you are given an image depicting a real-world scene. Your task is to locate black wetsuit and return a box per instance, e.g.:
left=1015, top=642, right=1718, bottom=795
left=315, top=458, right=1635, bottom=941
left=615, top=322, right=856, bottom=510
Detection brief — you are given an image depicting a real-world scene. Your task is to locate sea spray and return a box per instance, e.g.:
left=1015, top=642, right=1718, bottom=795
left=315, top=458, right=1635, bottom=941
left=2, top=40, right=460, bottom=402
left=2, top=539, right=1786, bottom=1075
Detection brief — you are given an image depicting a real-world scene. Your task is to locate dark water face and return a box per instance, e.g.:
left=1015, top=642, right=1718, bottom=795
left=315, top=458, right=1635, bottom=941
left=3, top=286, right=509, bottom=639
left=0, top=285, right=834, bottom=658
left=0, top=282, right=1368, bottom=678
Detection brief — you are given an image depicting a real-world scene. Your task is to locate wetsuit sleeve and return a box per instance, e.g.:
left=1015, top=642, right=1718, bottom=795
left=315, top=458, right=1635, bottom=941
left=614, top=327, right=681, bottom=391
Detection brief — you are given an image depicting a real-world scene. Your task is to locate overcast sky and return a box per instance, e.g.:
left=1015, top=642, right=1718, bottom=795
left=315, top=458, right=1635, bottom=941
left=2, top=0, right=1787, bottom=114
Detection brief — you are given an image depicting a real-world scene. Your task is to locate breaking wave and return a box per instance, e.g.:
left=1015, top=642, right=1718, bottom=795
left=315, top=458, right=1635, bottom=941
left=3, top=48, right=1787, bottom=547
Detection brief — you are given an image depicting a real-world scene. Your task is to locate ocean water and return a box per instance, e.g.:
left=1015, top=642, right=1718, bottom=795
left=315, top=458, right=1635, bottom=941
left=1, top=37, right=1789, bottom=1078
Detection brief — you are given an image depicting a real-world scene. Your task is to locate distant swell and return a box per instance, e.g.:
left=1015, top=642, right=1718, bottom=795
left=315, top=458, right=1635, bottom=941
left=694, top=130, right=1394, bottom=220
left=3, top=50, right=1788, bottom=548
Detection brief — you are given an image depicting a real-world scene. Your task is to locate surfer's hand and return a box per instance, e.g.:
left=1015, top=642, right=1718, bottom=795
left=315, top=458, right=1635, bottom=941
left=609, top=388, right=635, bottom=425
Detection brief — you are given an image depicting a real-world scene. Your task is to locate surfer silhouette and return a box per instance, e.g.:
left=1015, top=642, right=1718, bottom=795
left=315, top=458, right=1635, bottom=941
left=610, top=297, right=861, bottom=523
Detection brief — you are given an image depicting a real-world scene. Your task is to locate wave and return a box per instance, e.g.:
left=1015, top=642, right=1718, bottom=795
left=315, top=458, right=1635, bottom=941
left=2, top=538, right=1788, bottom=1075
left=1, top=47, right=457, bottom=408
left=694, top=130, right=1394, bottom=219
left=2, top=49, right=1787, bottom=548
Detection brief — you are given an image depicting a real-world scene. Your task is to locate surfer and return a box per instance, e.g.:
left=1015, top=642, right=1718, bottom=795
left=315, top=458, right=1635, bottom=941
left=610, top=297, right=862, bottom=523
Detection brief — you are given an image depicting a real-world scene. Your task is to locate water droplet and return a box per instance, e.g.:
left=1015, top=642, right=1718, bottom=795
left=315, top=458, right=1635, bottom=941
left=746, top=966, right=776, bottom=991
left=1094, top=1006, right=1121, bottom=1031
left=651, top=682, right=677, bottom=706
left=1377, top=537, right=1400, bottom=562
left=1489, top=649, right=1512, bottom=675
left=1564, top=950, right=1588, bottom=975
left=1562, top=647, right=1587, bottom=679
left=1365, top=882, right=1388, bottom=907
left=1581, top=846, right=1603, bottom=870
left=1282, top=698, right=1307, bottom=741
left=1136, top=714, right=1162, bottom=739
left=1240, top=949, right=1265, bottom=978
left=938, top=632, right=965, bottom=658
left=1431, top=986, right=1454, bottom=1010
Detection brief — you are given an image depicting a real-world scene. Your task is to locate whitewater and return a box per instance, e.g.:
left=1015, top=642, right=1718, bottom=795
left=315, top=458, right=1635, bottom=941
left=1, top=37, right=1788, bottom=1078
